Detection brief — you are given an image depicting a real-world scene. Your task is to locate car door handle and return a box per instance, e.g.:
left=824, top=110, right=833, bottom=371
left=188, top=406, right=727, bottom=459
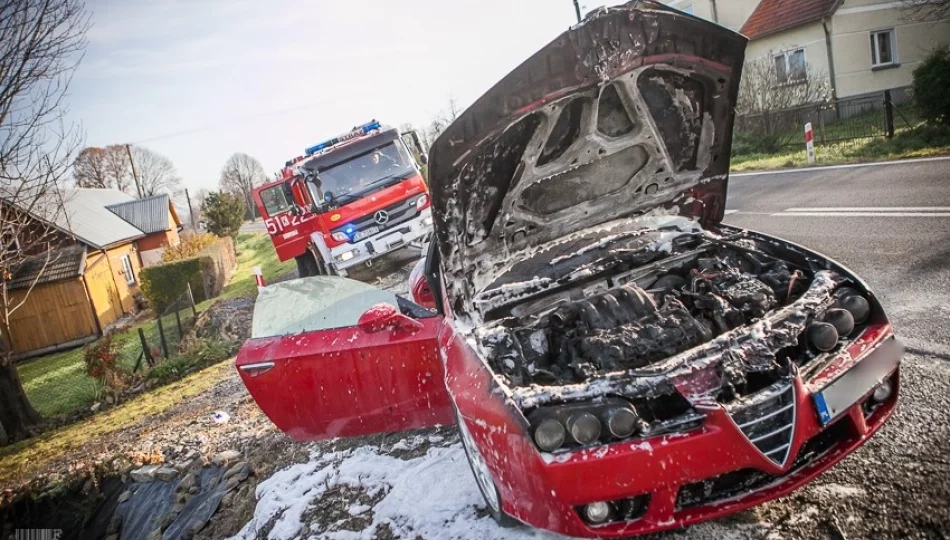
left=239, top=361, right=275, bottom=376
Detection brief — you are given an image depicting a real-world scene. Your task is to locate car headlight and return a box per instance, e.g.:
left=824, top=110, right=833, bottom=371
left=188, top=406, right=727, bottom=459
left=331, top=231, right=349, bottom=242
left=527, top=399, right=643, bottom=452
left=835, top=287, right=870, bottom=325
left=567, top=412, right=601, bottom=444
left=416, top=194, right=429, bottom=210
left=533, top=418, right=566, bottom=452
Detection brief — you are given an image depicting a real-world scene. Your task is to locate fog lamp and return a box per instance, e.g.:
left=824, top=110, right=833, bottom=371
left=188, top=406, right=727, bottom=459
left=872, top=380, right=893, bottom=402
left=422, top=216, right=433, bottom=227
left=584, top=501, right=611, bottom=524
left=567, top=412, right=602, bottom=445
left=533, top=419, right=566, bottom=452
left=605, top=408, right=638, bottom=439
left=338, top=250, right=357, bottom=262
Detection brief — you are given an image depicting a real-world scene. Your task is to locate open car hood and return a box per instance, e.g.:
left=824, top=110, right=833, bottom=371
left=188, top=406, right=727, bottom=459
left=427, top=1, right=747, bottom=311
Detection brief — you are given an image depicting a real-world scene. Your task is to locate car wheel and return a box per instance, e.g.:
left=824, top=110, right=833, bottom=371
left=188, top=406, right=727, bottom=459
left=455, top=409, right=517, bottom=527
left=295, top=252, right=319, bottom=277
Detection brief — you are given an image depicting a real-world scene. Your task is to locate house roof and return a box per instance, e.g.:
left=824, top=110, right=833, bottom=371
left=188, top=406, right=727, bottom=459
left=105, top=194, right=180, bottom=235
left=740, top=0, right=839, bottom=39
left=8, top=245, right=87, bottom=290
left=2, top=188, right=145, bottom=249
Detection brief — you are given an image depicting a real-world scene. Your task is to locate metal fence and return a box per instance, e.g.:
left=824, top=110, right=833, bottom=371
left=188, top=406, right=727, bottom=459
left=734, top=87, right=920, bottom=150
left=131, top=284, right=198, bottom=371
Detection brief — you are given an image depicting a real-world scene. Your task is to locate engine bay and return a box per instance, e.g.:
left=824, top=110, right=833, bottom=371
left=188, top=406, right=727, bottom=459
left=478, top=232, right=845, bottom=389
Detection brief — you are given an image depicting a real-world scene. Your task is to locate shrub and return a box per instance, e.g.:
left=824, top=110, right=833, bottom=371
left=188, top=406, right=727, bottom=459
left=140, top=237, right=237, bottom=312
left=84, top=332, right=135, bottom=397
left=202, top=191, right=245, bottom=239
left=162, top=233, right=218, bottom=263
left=912, top=45, right=950, bottom=127
left=146, top=339, right=237, bottom=385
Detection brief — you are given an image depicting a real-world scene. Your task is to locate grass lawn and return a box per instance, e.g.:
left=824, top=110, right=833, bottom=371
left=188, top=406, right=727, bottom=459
left=17, top=233, right=293, bottom=421
left=731, top=124, right=950, bottom=172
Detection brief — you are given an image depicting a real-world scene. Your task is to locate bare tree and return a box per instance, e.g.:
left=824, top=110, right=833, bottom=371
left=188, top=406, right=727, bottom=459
left=735, top=56, right=831, bottom=145
left=219, top=153, right=266, bottom=221
left=73, top=147, right=110, bottom=188
left=900, top=0, right=950, bottom=21
left=131, top=146, right=181, bottom=197
left=103, top=144, right=133, bottom=193
left=423, top=97, right=463, bottom=148
left=0, top=0, right=89, bottom=443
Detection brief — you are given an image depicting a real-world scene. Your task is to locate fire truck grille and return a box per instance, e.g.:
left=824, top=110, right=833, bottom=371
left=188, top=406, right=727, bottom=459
left=333, top=196, right=422, bottom=241
left=726, top=381, right=796, bottom=467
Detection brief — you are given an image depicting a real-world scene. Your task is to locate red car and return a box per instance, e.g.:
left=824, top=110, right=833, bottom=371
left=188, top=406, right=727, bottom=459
left=237, top=2, right=902, bottom=537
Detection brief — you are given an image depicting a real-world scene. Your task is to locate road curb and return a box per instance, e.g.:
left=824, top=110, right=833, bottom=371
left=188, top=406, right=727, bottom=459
left=730, top=155, right=950, bottom=177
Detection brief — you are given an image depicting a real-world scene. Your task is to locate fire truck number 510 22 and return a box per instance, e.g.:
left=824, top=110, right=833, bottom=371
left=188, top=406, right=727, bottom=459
left=265, top=211, right=316, bottom=236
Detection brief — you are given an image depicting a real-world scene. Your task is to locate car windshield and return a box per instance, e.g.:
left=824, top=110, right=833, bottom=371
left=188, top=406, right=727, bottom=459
left=312, top=141, right=415, bottom=202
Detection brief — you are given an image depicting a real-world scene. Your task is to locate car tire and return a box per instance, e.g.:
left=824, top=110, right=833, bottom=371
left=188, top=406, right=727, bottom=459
left=455, top=409, right=518, bottom=528
left=295, top=252, right=320, bottom=277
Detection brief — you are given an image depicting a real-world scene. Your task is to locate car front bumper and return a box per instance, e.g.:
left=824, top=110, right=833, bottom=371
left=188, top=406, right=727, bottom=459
left=459, top=323, right=901, bottom=538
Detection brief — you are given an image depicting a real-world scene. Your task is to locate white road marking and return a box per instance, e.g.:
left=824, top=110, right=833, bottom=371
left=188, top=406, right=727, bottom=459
left=774, top=212, right=950, bottom=218
left=784, top=207, right=950, bottom=212
left=730, top=155, right=950, bottom=177
left=724, top=209, right=739, bottom=215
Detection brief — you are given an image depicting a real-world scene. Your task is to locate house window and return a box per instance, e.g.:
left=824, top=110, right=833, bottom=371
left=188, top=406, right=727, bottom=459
left=120, top=254, right=136, bottom=285
left=773, top=49, right=806, bottom=85
left=870, top=29, right=897, bottom=68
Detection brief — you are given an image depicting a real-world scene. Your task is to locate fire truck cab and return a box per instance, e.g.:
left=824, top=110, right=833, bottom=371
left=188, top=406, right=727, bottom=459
left=253, top=121, right=433, bottom=277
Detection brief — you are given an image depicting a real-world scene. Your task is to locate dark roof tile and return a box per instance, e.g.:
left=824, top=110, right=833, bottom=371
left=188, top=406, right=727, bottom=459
left=8, top=246, right=86, bottom=290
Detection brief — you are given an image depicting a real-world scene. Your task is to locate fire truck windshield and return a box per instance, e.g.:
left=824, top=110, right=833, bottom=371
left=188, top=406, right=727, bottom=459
left=310, top=141, right=415, bottom=204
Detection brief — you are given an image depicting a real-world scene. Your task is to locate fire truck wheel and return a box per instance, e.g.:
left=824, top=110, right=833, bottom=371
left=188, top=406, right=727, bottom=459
left=295, top=253, right=320, bottom=278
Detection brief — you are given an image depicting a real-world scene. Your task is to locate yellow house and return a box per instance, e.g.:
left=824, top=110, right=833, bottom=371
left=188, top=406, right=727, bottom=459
left=3, top=188, right=147, bottom=358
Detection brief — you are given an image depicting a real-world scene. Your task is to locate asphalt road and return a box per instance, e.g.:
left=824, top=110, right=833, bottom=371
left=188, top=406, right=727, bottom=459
left=716, top=157, right=950, bottom=539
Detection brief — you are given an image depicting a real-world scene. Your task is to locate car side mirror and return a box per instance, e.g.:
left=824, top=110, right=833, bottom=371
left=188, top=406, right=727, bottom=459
left=357, top=303, right=423, bottom=334
left=418, top=153, right=428, bottom=166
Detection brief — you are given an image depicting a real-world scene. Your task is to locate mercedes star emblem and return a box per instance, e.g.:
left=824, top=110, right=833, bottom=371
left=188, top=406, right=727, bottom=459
left=374, top=210, right=389, bottom=225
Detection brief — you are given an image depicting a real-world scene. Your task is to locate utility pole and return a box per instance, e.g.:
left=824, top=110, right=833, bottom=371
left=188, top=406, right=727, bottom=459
left=125, top=144, right=144, bottom=198
left=184, top=188, right=197, bottom=230
left=573, top=0, right=582, bottom=22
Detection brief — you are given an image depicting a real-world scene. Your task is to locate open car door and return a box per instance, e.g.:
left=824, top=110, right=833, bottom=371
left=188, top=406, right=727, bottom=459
left=236, top=276, right=453, bottom=441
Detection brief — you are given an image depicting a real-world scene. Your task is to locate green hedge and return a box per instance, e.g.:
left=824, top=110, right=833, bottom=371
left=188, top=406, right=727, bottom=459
left=141, top=238, right=236, bottom=313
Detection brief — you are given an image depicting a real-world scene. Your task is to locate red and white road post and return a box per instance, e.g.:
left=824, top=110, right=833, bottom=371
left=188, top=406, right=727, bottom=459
left=804, top=122, right=816, bottom=165
left=253, top=266, right=265, bottom=290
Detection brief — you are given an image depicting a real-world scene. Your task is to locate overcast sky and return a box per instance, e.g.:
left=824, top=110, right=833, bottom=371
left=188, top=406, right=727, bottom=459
left=67, top=0, right=622, bottom=194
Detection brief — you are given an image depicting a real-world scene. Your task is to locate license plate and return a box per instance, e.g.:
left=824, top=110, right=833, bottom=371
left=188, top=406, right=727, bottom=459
left=353, top=226, right=379, bottom=241
left=813, top=338, right=902, bottom=425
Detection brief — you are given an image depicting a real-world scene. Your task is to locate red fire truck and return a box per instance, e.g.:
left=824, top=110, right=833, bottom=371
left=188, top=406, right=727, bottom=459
left=252, top=121, right=433, bottom=277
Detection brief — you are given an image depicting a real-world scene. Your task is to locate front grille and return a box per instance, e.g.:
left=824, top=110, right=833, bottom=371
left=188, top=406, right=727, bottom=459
left=333, top=196, right=421, bottom=240
left=726, top=381, right=796, bottom=466
left=675, top=418, right=851, bottom=509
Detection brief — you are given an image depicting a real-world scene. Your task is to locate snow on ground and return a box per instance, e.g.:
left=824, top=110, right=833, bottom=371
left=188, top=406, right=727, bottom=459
left=232, top=441, right=561, bottom=540
left=232, top=432, right=773, bottom=540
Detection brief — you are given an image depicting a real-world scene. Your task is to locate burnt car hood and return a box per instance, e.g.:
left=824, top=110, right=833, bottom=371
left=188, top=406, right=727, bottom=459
left=427, top=1, right=747, bottom=311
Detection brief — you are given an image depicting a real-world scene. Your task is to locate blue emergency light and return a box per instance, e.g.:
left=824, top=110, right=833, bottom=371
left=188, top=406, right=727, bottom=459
left=305, top=120, right=381, bottom=156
